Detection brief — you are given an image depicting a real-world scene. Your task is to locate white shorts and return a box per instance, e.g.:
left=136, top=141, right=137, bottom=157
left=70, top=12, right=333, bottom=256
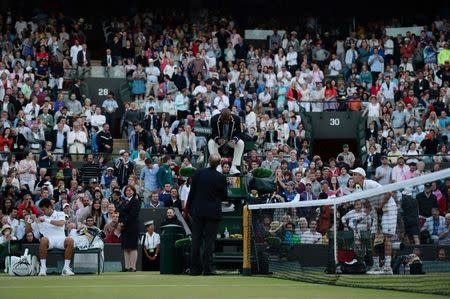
left=370, top=198, right=397, bottom=235
left=48, top=236, right=68, bottom=250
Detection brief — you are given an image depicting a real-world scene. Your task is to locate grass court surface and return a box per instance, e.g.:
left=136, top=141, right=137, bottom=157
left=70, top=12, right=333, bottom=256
left=0, top=272, right=448, bottom=299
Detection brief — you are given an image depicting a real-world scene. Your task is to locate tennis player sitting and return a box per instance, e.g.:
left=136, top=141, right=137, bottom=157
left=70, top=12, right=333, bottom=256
left=34, top=198, right=75, bottom=276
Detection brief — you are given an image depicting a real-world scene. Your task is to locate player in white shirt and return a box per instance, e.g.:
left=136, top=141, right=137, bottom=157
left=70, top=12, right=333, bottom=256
left=350, top=167, right=396, bottom=275
left=34, top=199, right=75, bottom=276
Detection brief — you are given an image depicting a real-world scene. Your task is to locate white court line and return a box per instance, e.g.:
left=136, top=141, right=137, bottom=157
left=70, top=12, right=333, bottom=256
left=0, top=276, right=255, bottom=281
left=0, top=284, right=315, bottom=289
left=0, top=275, right=288, bottom=281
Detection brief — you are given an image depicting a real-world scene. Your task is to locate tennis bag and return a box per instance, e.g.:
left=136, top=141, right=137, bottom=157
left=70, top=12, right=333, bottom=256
left=339, top=259, right=366, bottom=274
left=5, top=249, right=39, bottom=276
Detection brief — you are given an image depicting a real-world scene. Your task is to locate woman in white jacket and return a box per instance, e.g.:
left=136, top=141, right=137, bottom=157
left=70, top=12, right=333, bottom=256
left=286, top=46, right=298, bottom=74
left=245, top=104, right=257, bottom=130
left=274, top=48, right=286, bottom=73
left=68, top=121, right=88, bottom=158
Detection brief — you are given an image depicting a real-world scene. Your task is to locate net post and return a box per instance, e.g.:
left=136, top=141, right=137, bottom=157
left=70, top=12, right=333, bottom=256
left=333, top=204, right=337, bottom=266
left=242, top=204, right=251, bottom=276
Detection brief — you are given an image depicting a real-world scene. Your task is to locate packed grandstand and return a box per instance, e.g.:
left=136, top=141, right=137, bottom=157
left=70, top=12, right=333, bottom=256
left=0, top=6, right=449, bottom=279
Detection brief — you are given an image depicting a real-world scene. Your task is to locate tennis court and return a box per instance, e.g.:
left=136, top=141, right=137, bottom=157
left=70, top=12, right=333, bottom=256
left=0, top=272, right=448, bottom=299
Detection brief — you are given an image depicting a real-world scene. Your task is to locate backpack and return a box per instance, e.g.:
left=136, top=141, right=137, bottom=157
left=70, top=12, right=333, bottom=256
left=5, top=249, right=39, bottom=276
left=339, top=259, right=366, bottom=274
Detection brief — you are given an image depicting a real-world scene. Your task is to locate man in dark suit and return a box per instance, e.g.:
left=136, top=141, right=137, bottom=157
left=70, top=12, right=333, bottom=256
left=143, top=107, right=161, bottom=132
left=101, top=48, right=118, bottom=67
left=134, top=122, right=153, bottom=150
left=134, top=50, right=148, bottom=67
left=70, top=79, right=82, bottom=102
left=208, top=108, right=244, bottom=174
left=96, top=123, right=113, bottom=154
left=1, top=94, right=16, bottom=121
left=186, top=154, right=227, bottom=275
left=172, top=66, right=187, bottom=91
left=10, top=127, right=28, bottom=160
left=49, top=122, right=68, bottom=160
left=101, top=48, right=117, bottom=78
left=76, top=43, right=91, bottom=66
left=77, top=43, right=91, bottom=78
left=363, top=145, right=382, bottom=179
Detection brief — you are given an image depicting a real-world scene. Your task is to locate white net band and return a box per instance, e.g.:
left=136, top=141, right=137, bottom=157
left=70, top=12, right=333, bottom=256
left=248, top=168, right=450, bottom=210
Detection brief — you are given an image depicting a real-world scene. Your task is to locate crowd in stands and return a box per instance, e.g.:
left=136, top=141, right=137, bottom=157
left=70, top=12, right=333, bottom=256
left=0, top=9, right=449, bottom=270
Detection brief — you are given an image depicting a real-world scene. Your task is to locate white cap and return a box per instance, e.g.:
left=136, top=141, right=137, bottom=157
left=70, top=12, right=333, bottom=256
left=119, top=149, right=126, bottom=155
left=350, top=167, right=366, bottom=177
left=144, top=220, right=154, bottom=226
left=148, top=58, right=154, bottom=63
left=402, top=187, right=413, bottom=196
left=1, top=224, right=12, bottom=234
left=62, top=203, right=70, bottom=209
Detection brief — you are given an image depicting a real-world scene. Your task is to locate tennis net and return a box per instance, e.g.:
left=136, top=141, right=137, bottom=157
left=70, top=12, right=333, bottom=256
left=243, top=168, right=450, bottom=296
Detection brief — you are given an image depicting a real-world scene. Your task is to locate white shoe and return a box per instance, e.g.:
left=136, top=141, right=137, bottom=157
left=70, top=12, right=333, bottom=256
left=38, top=267, right=47, bottom=276
left=381, top=266, right=393, bottom=275
left=61, top=267, right=75, bottom=276
left=366, top=265, right=382, bottom=275
left=230, top=165, right=240, bottom=175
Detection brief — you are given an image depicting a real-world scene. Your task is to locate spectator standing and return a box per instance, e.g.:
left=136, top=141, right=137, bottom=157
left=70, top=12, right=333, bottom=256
left=374, top=156, right=392, bottom=185
left=417, top=183, right=438, bottom=218
left=337, top=144, right=355, bottom=168
left=96, top=123, right=113, bottom=154
left=18, top=152, right=37, bottom=192
left=67, top=121, right=88, bottom=160
left=102, top=92, right=119, bottom=135
left=80, top=154, right=101, bottom=187
left=115, top=151, right=135, bottom=188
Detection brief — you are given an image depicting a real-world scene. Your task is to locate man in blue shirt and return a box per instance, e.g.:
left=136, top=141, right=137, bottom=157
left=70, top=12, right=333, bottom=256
left=368, top=48, right=384, bottom=84
left=391, top=102, right=407, bottom=136
left=140, top=158, right=159, bottom=204
left=175, top=88, right=189, bottom=120
left=144, top=192, right=165, bottom=209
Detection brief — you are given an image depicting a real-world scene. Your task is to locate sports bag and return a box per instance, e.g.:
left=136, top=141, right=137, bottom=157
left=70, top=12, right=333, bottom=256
left=5, top=249, right=39, bottom=276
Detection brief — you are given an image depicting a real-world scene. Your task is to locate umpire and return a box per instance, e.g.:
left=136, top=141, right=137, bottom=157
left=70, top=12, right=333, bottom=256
left=185, top=154, right=227, bottom=275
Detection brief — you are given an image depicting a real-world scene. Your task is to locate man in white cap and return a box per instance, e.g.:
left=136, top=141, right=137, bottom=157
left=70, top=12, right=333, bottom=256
left=350, top=167, right=397, bottom=275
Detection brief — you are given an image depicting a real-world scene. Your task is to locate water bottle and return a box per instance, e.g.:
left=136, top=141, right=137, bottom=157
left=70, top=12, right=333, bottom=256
left=399, top=263, right=405, bottom=274
left=224, top=227, right=230, bottom=238
left=405, top=263, right=410, bottom=275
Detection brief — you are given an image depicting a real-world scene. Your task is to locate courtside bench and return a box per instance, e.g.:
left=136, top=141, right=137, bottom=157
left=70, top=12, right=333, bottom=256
left=16, top=244, right=103, bottom=274
left=47, top=248, right=103, bottom=275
